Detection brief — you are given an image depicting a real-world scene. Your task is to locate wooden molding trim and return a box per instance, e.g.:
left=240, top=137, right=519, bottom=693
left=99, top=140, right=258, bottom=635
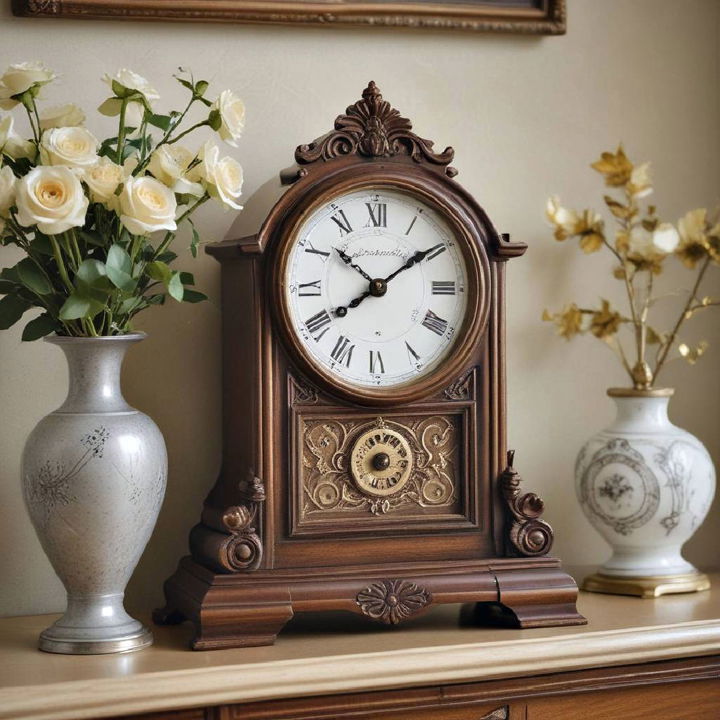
left=3, top=619, right=719, bottom=719
left=12, top=0, right=566, bottom=35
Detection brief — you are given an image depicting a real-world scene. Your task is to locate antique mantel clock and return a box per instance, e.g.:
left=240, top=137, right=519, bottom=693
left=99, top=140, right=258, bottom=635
left=155, top=82, right=585, bottom=649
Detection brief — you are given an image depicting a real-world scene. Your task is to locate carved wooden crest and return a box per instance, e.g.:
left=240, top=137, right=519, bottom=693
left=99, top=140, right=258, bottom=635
left=356, top=579, right=431, bottom=624
left=295, top=82, right=457, bottom=176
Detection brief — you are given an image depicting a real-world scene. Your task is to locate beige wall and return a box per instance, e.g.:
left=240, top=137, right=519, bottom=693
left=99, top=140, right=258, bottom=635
left=0, top=0, right=718, bottom=617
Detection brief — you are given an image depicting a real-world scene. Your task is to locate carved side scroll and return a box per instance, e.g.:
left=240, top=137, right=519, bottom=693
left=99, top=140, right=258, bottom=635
left=295, top=82, right=457, bottom=176
left=218, top=474, right=266, bottom=571
left=500, top=450, right=553, bottom=556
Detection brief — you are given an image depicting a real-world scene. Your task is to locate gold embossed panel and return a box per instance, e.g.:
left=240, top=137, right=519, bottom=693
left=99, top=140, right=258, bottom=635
left=291, top=411, right=470, bottom=536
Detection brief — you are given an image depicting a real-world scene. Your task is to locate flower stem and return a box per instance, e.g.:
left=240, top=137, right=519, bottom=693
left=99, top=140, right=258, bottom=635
left=654, top=254, right=712, bottom=382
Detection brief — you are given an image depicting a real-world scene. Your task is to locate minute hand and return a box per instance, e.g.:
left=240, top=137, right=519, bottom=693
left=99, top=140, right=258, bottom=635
left=384, top=243, right=445, bottom=283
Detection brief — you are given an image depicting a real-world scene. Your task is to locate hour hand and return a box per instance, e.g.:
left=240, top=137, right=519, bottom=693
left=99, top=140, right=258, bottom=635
left=335, top=247, right=373, bottom=282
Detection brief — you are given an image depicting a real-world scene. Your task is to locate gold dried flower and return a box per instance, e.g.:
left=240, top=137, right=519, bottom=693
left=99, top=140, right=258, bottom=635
left=676, top=208, right=710, bottom=268
left=546, top=196, right=578, bottom=241
left=678, top=340, right=709, bottom=365
left=542, top=304, right=584, bottom=340
left=591, top=145, right=633, bottom=188
left=577, top=210, right=605, bottom=253
left=628, top=163, right=652, bottom=198
left=590, top=299, right=623, bottom=339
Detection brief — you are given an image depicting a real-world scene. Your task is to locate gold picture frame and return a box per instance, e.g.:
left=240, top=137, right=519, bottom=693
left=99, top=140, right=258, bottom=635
left=12, top=0, right=566, bottom=35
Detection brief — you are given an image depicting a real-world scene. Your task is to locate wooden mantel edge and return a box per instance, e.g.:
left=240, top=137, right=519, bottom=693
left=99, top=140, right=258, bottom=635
left=2, top=619, right=720, bottom=720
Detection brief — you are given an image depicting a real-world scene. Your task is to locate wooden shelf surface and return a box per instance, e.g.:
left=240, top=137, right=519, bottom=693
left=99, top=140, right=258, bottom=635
left=0, top=569, right=719, bottom=720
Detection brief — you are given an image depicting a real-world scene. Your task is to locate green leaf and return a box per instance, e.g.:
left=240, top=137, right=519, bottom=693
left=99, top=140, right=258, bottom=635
left=0, top=294, right=31, bottom=329
left=146, top=294, right=165, bottom=306
left=147, top=260, right=172, bottom=286
left=59, top=293, right=105, bottom=321
left=156, top=251, right=178, bottom=264
left=75, top=259, right=113, bottom=292
left=119, top=296, right=144, bottom=315
left=168, top=272, right=184, bottom=302
left=147, top=113, right=172, bottom=131
left=207, top=109, right=222, bottom=131
left=182, top=289, right=207, bottom=304
left=105, top=244, right=136, bottom=292
left=17, top=258, right=52, bottom=295
left=22, top=313, right=58, bottom=341
left=175, top=76, right=195, bottom=93
left=0, top=278, right=18, bottom=294
left=194, top=80, right=209, bottom=97
left=29, top=234, right=54, bottom=256
left=1, top=264, right=21, bottom=282
left=179, top=271, right=195, bottom=286
left=79, top=229, right=106, bottom=248
left=189, top=221, right=200, bottom=258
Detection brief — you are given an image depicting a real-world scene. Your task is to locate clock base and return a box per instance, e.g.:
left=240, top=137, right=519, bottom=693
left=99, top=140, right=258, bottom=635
left=154, top=557, right=586, bottom=650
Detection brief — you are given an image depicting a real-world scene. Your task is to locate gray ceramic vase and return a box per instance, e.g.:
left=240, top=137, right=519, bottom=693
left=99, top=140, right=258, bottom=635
left=21, top=333, right=167, bottom=654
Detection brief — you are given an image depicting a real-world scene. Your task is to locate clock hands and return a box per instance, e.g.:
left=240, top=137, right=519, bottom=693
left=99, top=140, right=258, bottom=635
left=334, top=247, right=373, bottom=282
left=383, top=243, right=444, bottom=284
left=333, top=243, right=445, bottom=317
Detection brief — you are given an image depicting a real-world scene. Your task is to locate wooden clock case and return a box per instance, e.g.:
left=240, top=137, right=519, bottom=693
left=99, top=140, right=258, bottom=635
left=155, top=82, right=585, bottom=650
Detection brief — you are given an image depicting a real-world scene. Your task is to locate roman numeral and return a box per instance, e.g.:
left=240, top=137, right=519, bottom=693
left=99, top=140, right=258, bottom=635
left=330, top=210, right=353, bottom=236
left=421, top=309, right=448, bottom=336
left=365, top=202, right=387, bottom=228
left=405, top=341, right=421, bottom=364
left=305, top=309, right=331, bottom=341
left=369, top=350, right=385, bottom=374
left=432, top=280, right=456, bottom=295
left=426, top=245, right=447, bottom=261
left=405, top=216, right=417, bottom=235
left=330, top=335, right=355, bottom=367
left=298, top=279, right=322, bottom=296
left=304, top=241, right=330, bottom=259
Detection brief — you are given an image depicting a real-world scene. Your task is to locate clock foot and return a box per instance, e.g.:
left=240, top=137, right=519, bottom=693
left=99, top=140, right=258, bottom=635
left=470, top=566, right=586, bottom=628
left=153, top=556, right=294, bottom=650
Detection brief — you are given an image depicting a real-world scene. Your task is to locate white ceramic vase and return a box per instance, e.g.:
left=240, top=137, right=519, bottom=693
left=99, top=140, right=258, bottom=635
left=575, top=388, right=715, bottom=596
left=21, top=333, right=167, bottom=654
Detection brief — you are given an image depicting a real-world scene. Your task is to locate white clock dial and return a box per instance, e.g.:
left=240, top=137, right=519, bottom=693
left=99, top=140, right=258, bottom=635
left=286, top=188, right=469, bottom=388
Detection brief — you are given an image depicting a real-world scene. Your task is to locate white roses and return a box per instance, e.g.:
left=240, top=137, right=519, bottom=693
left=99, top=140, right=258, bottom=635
left=41, top=126, right=100, bottom=169
left=100, top=69, right=159, bottom=126
left=0, top=61, right=55, bottom=110
left=119, top=176, right=177, bottom=235
left=197, top=141, right=243, bottom=210
left=0, top=113, right=34, bottom=159
left=213, top=90, right=245, bottom=148
left=83, top=157, right=125, bottom=205
left=16, top=166, right=88, bottom=235
left=39, top=103, right=85, bottom=130
left=0, top=165, right=17, bottom=217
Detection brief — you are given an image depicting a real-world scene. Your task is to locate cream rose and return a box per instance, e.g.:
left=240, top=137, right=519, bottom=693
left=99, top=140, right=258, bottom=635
left=199, top=140, right=243, bottom=210
left=119, top=175, right=177, bottom=235
left=0, top=61, right=55, bottom=110
left=83, top=157, right=124, bottom=205
left=148, top=144, right=193, bottom=186
left=39, top=103, right=86, bottom=130
left=0, top=165, right=17, bottom=216
left=213, top=90, right=245, bottom=148
left=0, top=114, right=34, bottom=159
left=99, top=69, right=159, bottom=127
left=16, top=165, right=88, bottom=235
left=41, top=126, right=100, bottom=169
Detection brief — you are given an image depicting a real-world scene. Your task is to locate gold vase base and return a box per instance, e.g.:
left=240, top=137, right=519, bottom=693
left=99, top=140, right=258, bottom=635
left=582, top=572, right=711, bottom=599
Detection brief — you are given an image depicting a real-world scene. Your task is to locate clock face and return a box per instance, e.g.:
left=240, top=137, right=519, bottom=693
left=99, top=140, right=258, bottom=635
left=285, top=188, right=469, bottom=389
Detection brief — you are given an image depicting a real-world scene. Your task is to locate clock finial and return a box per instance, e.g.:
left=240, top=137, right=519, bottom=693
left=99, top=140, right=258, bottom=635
left=294, top=81, right=456, bottom=176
